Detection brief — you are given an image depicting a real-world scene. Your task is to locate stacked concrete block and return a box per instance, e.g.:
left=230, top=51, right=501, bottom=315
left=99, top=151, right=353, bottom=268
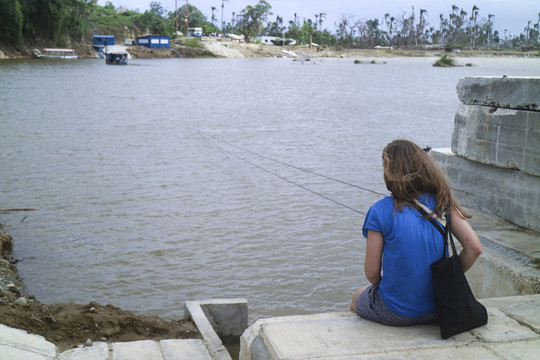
left=436, top=77, right=540, bottom=231
left=452, top=105, right=539, bottom=175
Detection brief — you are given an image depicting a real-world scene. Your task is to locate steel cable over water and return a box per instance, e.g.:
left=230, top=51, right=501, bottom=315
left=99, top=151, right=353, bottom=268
left=199, top=131, right=387, bottom=216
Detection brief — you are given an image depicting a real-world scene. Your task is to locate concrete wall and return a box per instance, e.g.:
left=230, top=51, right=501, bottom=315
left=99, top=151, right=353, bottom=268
left=452, top=104, right=539, bottom=176
left=438, top=77, right=540, bottom=232
left=432, top=149, right=539, bottom=232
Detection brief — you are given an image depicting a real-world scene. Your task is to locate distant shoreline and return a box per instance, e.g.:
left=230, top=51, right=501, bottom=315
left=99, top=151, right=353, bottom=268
left=1, top=38, right=539, bottom=60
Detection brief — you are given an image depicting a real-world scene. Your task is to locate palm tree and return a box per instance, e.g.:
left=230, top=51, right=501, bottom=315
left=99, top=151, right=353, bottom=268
left=211, top=6, right=216, bottom=26
left=409, top=6, right=417, bottom=46
left=417, top=9, right=427, bottom=44
left=318, top=12, right=326, bottom=30
left=221, top=0, right=228, bottom=33
left=449, top=4, right=458, bottom=42
left=487, top=14, right=495, bottom=45
left=389, top=16, right=395, bottom=45
left=471, top=5, right=479, bottom=47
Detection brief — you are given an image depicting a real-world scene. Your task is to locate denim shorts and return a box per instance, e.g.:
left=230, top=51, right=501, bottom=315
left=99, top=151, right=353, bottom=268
left=355, top=285, right=437, bottom=326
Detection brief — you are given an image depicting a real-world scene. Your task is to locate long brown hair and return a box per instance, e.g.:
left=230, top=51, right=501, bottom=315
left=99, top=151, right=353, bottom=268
left=382, top=139, right=470, bottom=218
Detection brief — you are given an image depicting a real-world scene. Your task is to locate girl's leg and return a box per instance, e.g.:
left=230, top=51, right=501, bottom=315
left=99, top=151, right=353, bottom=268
left=350, top=285, right=369, bottom=312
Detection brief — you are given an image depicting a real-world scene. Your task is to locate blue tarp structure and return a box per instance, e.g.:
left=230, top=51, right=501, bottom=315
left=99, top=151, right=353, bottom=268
left=93, top=35, right=115, bottom=46
left=137, top=36, right=170, bottom=49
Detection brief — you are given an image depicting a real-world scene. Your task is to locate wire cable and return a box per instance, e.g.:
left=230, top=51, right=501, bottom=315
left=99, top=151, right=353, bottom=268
left=217, top=146, right=366, bottom=215
left=199, top=131, right=387, bottom=198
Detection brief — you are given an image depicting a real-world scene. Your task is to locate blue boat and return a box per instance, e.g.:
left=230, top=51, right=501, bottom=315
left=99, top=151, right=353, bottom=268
left=105, top=51, right=128, bottom=65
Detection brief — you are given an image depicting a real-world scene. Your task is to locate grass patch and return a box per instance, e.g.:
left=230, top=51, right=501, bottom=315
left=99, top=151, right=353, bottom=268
left=182, top=38, right=203, bottom=49
left=433, top=53, right=457, bottom=67
left=201, top=50, right=218, bottom=58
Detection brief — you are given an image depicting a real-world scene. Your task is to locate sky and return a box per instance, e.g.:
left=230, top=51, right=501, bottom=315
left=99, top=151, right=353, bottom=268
left=99, top=0, right=539, bottom=35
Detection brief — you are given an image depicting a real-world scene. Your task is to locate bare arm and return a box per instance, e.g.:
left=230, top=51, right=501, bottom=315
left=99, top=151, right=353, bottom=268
left=365, top=230, right=383, bottom=285
left=449, top=208, right=482, bottom=272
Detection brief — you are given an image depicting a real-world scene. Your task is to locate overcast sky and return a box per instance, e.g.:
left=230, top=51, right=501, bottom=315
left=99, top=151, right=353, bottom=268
left=100, top=0, right=538, bottom=35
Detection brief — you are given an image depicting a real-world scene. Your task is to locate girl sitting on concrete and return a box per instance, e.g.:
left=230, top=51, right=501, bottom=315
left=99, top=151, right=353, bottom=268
left=350, top=139, right=482, bottom=326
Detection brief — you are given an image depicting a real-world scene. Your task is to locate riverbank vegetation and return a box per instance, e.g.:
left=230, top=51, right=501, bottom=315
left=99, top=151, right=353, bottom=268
left=433, top=53, right=457, bottom=67
left=1, top=0, right=539, bottom=53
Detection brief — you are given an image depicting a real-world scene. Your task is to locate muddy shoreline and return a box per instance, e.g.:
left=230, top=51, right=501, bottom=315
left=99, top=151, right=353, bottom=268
left=0, top=227, right=201, bottom=352
left=1, top=38, right=538, bottom=60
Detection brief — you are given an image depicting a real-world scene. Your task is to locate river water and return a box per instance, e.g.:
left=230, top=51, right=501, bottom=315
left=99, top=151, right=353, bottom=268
left=0, top=56, right=538, bottom=321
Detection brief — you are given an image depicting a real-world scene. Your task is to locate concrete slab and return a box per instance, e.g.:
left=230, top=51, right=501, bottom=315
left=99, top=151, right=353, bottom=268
left=161, top=339, right=214, bottom=360
left=0, top=344, right=54, bottom=360
left=456, top=76, right=540, bottom=111
left=112, top=340, right=162, bottom=360
left=504, top=296, right=540, bottom=332
left=431, top=148, right=540, bottom=232
left=241, top=295, right=540, bottom=360
left=451, top=104, right=540, bottom=176
left=184, top=300, right=236, bottom=360
left=477, top=229, right=540, bottom=264
left=0, top=323, right=56, bottom=359
left=58, top=342, right=109, bottom=360
left=489, top=339, right=540, bottom=360
left=259, top=314, right=473, bottom=359
left=324, top=345, right=502, bottom=360
left=472, top=308, right=537, bottom=342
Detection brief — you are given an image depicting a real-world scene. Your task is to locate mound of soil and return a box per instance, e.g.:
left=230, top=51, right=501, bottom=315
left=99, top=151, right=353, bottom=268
left=0, top=230, right=200, bottom=352
left=0, top=301, right=200, bottom=351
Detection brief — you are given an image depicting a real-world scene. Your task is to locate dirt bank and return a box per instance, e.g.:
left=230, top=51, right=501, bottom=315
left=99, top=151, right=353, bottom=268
left=0, top=227, right=200, bottom=352
left=197, top=38, right=538, bottom=59
left=2, top=37, right=537, bottom=60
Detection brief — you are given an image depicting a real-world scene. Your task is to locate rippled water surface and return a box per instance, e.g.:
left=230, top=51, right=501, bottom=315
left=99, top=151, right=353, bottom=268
left=1, top=56, right=538, bottom=321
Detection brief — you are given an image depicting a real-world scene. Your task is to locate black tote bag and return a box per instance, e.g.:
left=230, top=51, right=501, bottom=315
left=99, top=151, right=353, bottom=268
left=431, top=228, right=488, bottom=338
left=416, top=204, right=488, bottom=339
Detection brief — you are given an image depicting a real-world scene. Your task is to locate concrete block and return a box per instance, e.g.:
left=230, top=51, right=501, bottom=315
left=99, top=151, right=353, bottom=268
left=456, top=77, right=540, bottom=111
left=58, top=342, right=109, bottom=360
left=431, top=148, right=540, bottom=232
left=199, top=299, right=248, bottom=342
left=466, top=249, right=540, bottom=299
left=259, top=315, right=473, bottom=359
left=112, top=340, right=162, bottom=360
left=451, top=104, right=540, bottom=176
left=489, top=339, right=540, bottom=360
left=161, top=339, right=213, bottom=360
left=472, top=308, right=537, bottom=342
left=0, top=324, right=56, bottom=358
left=184, top=300, right=233, bottom=360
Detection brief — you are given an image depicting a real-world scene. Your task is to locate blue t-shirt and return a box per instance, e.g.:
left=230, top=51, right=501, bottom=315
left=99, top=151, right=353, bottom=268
left=362, top=194, right=445, bottom=317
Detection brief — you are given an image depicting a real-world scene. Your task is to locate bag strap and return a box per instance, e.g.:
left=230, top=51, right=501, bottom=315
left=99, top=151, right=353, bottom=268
left=414, top=200, right=446, bottom=234
left=414, top=200, right=456, bottom=259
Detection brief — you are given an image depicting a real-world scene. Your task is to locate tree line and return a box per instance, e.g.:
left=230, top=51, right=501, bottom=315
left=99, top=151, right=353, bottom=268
left=1, top=0, right=538, bottom=50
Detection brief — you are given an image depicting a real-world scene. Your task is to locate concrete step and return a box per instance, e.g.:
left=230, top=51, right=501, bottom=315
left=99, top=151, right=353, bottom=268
left=0, top=323, right=56, bottom=360
left=58, top=339, right=213, bottom=360
left=0, top=323, right=215, bottom=360
left=240, top=294, right=540, bottom=360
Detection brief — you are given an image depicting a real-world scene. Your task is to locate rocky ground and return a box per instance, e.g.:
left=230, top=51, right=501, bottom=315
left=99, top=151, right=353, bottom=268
left=0, top=226, right=201, bottom=352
